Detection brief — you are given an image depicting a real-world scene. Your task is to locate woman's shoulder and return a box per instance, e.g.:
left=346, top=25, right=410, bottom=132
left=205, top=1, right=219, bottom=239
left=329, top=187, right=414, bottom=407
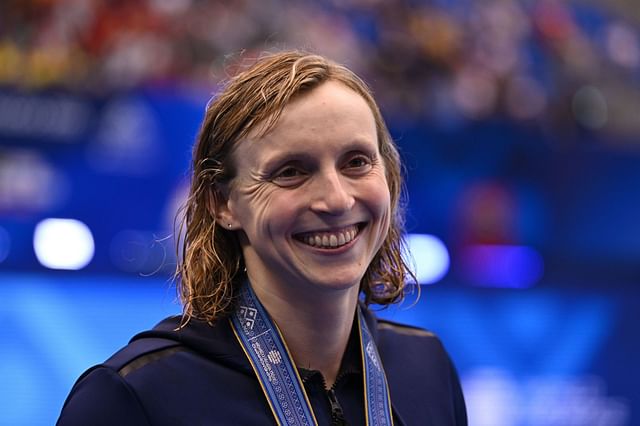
left=359, top=303, right=442, bottom=348
left=57, top=315, right=256, bottom=425
left=376, top=317, right=438, bottom=338
left=57, top=365, right=152, bottom=425
left=374, top=317, right=450, bottom=364
left=57, top=318, right=188, bottom=425
left=373, top=316, right=468, bottom=425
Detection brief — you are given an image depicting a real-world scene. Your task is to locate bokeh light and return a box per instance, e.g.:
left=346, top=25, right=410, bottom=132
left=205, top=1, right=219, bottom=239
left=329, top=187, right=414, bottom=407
left=33, top=218, right=95, bottom=270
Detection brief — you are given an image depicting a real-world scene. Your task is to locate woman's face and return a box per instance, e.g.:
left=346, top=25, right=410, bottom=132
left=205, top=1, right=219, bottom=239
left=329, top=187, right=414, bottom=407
left=220, top=81, right=391, bottom=297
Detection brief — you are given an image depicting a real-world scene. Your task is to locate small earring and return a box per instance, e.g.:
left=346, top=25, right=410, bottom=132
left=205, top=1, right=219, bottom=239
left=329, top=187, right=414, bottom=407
left=227, top=223, right=232, bottom=228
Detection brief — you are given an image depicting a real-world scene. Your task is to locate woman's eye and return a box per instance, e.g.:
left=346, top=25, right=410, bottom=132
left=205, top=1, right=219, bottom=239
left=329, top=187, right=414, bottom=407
left=278, top=167, right=300, bottom=178
left=348, top=157, right=367, bottom=167
left=271, top=167, right=306, bottom=186
left=345, top=155, right=372, bottom=171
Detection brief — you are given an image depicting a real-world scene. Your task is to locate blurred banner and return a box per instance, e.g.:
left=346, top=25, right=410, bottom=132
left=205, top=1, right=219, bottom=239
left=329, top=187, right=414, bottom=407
left=0, top=88, right=201, bottom=274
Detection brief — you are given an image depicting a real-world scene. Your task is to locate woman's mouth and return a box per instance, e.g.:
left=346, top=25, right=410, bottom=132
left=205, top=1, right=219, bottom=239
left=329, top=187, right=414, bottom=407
left=294, top=223, right=364, bottom=249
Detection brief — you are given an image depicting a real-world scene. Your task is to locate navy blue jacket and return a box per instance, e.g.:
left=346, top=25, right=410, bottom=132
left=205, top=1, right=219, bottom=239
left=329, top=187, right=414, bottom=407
left=58, top=307, right=467, bottom=425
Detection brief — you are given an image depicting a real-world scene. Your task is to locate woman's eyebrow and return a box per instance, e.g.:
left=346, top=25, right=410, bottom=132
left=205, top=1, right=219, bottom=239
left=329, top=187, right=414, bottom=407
left=259, top=138, right=378, bottom=170
left=259, top=151, right=316, bottom=171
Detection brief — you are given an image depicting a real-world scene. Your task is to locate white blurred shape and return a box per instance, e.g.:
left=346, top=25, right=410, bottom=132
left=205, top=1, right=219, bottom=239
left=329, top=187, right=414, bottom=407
left=33, top=218, right=94, bottom=270
left=405, top=234, right=450, bottom=284
left=0, top=150, right=69, bottom=212
left=606, top=22, right=640, bottom=69
left=463, top=369, right=519, bottom=426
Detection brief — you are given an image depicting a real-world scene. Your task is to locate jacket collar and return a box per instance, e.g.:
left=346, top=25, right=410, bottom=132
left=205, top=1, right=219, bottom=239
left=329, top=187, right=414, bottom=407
left=132, top=301, right=380, bottom=378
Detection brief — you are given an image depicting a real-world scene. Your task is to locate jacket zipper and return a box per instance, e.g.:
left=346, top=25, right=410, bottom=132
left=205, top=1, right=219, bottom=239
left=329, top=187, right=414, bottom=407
left=309, top=370, right=354, bottom=425
left=326, top=388, right=347, bottom=426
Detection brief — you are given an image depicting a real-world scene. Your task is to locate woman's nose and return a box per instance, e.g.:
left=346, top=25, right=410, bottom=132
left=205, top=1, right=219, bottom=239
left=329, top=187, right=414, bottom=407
left=309, top=171, right=355, bottom=215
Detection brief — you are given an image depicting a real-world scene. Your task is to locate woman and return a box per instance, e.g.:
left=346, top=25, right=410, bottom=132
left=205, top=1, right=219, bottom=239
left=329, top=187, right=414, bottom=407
left=58, top=51, right=467, bottom=425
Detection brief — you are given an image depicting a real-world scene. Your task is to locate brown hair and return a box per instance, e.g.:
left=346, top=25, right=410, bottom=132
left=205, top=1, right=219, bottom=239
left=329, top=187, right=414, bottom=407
left=177, top=51, right=415, bottom=323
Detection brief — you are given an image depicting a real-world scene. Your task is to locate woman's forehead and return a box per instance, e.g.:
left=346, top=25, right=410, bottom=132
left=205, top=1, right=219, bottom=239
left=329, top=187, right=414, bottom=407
left=231, top=83, right=378, bottom=163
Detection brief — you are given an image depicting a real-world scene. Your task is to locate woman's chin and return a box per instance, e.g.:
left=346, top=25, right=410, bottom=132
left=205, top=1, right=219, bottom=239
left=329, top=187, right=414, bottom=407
left=301, top=270, right=364, bottom=294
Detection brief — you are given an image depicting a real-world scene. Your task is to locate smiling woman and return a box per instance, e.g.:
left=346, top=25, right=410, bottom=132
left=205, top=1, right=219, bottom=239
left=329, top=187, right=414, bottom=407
left=222, top=81, right=391, bottom=308
left=57, top=51, right=467, bottom=426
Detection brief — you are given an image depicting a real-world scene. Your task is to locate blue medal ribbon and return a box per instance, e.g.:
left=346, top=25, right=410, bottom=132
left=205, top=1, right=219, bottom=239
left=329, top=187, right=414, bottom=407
left=230, top=282, right=394, bottom=425
left=358, top=308, right=394, bottom=425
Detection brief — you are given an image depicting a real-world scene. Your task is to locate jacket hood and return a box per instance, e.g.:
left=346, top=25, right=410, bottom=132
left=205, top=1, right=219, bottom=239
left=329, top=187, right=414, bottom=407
left=131, top=314, right=254, bottom=375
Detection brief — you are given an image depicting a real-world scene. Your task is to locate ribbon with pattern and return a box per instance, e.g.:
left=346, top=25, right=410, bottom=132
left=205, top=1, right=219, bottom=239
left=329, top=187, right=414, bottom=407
left=230, top=281, right=393, bottom=425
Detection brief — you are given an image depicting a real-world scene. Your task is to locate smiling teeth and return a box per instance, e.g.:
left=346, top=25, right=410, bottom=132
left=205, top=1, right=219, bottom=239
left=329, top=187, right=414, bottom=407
left=300, top=226, right=358, bottom=249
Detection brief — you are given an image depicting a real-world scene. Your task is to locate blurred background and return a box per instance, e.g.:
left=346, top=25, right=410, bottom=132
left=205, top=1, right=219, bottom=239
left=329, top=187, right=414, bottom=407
left=1, top=0, right=639, bottom=424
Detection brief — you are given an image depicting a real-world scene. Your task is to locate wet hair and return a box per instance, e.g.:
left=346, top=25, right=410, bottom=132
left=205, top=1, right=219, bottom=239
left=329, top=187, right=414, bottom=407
left=176, top=50, right=415, bottom=323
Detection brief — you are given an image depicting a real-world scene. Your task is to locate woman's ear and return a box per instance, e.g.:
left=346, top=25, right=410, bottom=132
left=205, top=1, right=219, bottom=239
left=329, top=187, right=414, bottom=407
left=208, top=185, right=241, bottom=230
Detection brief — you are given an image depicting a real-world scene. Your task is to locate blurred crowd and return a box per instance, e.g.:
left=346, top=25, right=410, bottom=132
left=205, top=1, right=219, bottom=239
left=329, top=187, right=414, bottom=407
left=1, top=0, right=639, bottom=139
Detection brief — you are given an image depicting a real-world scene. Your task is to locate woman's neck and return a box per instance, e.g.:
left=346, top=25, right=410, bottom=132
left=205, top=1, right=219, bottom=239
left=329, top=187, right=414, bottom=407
left=250, top=277, right=359, bottom=388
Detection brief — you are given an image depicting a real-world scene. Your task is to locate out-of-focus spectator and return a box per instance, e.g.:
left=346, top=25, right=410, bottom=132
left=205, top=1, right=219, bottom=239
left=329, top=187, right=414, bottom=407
left=1, top=0, right=639, bottom=140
